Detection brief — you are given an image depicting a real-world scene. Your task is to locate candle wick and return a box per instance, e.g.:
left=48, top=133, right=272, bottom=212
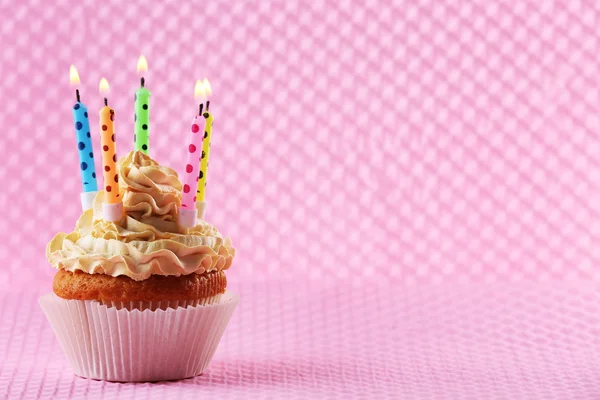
left=206, top=100, right=210, bottom=112
left=199, top=103, right=204, bottom=116
left=76, top=89, right=80, bottom=103
left=141, top=77, right=145, bottom=87
left=104, top=98, right=108, bottom=106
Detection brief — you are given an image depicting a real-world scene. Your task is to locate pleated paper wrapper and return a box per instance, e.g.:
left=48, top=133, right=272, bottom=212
left=38, top=291, right=239, bottom=382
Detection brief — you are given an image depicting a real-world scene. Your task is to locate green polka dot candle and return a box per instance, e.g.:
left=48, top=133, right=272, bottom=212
left=134, top=55, right=151, bottom=154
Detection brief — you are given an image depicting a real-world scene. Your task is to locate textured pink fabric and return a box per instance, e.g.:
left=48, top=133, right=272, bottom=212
left=4, top=282, right=600, bottom=399
left=2, top=0, right=600, bottom=398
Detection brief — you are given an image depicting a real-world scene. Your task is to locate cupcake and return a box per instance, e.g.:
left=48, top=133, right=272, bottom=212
left=40, top=151, right=238, bottom=382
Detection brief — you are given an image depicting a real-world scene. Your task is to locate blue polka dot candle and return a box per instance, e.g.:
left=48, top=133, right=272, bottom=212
left=70, top=65, right=98, bottom=211
left=134, top=55, right=151, bottom=154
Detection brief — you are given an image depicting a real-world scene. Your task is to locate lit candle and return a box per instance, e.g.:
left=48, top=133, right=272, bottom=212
left=98, top=78, right=123, bottom=222
left=178, top=80, right=208, bottom=228
left=196, top=78, right=213, bottom=219
left=70, top=65, right=98, bottom=211
left=134, top=55, right=151, bottom=154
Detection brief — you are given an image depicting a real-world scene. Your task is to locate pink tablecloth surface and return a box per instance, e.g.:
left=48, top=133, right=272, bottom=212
left=2, top=280, right=600, bottom=399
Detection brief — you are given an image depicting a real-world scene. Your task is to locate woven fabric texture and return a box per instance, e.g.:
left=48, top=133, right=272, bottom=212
left=5, top=282, right=600, bottom=399
left=2, top=0, right=600, bottom=398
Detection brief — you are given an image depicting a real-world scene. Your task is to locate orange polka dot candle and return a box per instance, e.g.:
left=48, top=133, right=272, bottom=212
left=98, top=78, right=123, bottom=222
left=178, top=81, right=208, bottom=228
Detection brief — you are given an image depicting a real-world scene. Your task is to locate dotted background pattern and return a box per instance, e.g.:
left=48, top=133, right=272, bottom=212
left=3, top=0, right=600, bottom=398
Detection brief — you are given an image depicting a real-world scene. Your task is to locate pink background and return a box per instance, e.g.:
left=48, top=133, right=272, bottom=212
left=3, top=0, right=600, bottom=398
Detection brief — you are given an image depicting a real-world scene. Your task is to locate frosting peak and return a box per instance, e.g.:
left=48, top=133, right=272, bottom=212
left=46, top=151, right=234, bottom=281
left=119, top=151, right=182, bottom=226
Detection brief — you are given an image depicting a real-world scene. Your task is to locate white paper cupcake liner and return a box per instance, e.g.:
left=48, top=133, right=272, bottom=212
left=39, top=291, right=239, bottom=382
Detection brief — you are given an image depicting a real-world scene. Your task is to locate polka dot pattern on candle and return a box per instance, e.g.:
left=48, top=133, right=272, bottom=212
left=99, top=105, right=119, bottom=204
left=134, top=85, right=151, bottom=154
left=196, top=112, right=213, bottom=201
left=71, top=101, right=98, bottom=193
left=180, top=114, right=206, bottom=211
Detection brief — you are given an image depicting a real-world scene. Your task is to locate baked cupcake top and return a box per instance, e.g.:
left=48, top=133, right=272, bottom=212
left=46, top=151, right=234, bottom=281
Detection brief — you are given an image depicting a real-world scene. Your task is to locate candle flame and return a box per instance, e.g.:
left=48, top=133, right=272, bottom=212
left=202, top=78, right=212, bottom=97
left=69, top=65, right=80, bottom=85
left=194, top=78, right=212, bottom=102
left=137, top=55, right=148, bottom=74
left=194, top=79, right=207, bottom=101
left=99, top=77, right=110, bottom=94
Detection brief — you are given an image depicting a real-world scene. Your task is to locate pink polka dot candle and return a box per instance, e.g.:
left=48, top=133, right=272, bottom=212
left=178, top=81, right=208, bottom=228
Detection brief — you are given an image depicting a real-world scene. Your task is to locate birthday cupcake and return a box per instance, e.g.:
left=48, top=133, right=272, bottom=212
left=40, top=151, right=238, bottom=382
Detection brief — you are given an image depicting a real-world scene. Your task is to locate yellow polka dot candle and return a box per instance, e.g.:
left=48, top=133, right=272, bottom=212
left=196, top=78, right=213, bottom=219
left=98, top=78, right=123, bottom=222
left=134, top=55, right=151, bottom=154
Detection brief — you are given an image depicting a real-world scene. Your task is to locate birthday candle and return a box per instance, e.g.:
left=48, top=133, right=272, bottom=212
left=196, top=79, right=213, bottom=205
left=134, top=55, right=151, bottom=154
left=196, top=111, right=213, bottom=202
left=99, top=96, right=118, bottom=202
left=98, top=78, right=123, bottom=222
left=178, top=81, right=209, bottom=228
left=70, top=65, right=98, bottom=211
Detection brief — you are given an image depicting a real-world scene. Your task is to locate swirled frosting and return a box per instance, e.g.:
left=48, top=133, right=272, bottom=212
left=46, top=151, right=235, bottom=281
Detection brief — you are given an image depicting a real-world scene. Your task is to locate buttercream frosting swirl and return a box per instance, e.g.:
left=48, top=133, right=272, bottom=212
left=46, top=151, right=234, bottom=281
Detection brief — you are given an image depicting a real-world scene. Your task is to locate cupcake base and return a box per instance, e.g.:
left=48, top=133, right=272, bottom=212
left=39, top=291, right=239, bottom=382
left=53, top=269, right=227, bottom=302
